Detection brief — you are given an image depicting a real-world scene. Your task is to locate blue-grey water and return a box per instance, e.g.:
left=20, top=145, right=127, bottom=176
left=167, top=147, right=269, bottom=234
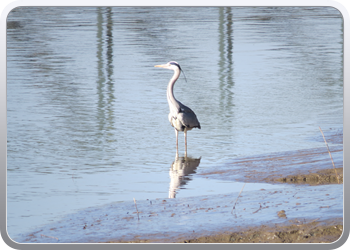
left=7, top=7, right=343, bottom=240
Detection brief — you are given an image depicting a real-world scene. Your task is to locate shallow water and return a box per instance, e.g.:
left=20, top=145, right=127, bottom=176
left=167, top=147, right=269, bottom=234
left=7, top=7, right=343, bottom=239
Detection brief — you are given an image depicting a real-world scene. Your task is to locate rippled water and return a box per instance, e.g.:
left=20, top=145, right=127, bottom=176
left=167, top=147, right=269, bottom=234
left=7, top=7, right=343, bottom=239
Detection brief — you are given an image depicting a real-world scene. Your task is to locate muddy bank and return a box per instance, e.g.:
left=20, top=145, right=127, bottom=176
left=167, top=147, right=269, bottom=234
left=198, top=145, right=343, bottom=185
left=105, top=219, right=343, bottom=243
left=179, top=219, right=343, bottom=243
left=276, top=167, right=343, bottom=185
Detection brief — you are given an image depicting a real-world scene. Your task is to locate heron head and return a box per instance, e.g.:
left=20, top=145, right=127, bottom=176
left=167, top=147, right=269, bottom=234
left=154, top=61, right=182, bottom=71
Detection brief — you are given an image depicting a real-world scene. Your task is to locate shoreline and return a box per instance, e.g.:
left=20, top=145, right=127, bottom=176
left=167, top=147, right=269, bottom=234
left=106, top=218, right=343, bottom=243
left=178, top=219, right=344, bottom=243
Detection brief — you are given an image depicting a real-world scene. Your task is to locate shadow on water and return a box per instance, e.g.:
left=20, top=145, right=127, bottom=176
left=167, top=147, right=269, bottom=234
left=168, top=156, right=201, bottom=198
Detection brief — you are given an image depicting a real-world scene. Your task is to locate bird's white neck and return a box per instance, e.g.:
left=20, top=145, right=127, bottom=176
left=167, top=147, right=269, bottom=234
left=167, top=67, right=181, bottom=112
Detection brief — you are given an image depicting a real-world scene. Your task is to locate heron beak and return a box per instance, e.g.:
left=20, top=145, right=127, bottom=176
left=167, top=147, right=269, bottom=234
left=154, top=64, right=165, bottom=68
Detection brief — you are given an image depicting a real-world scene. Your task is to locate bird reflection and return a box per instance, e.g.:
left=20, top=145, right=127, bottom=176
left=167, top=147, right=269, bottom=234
left=168, top=156, right=201, bottom=198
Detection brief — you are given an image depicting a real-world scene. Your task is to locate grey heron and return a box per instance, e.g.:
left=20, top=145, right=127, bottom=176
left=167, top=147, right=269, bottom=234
left=154, top=61, right=201, bottom=157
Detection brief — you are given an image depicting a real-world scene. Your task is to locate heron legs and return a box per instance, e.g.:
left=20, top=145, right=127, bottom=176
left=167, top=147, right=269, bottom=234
left=175, top=129, right=179, bottom=158
left=174, top=128, right=188, bottom=158
left=184, top=129, right=188, bottom=158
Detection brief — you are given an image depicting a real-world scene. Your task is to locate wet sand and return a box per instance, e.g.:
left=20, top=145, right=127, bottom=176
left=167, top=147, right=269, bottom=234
left=177, top=219, right=343, bottom=243
left=15, top=131, right=343, bottom=244
left=113, top=219, right=343, bottom=243
left=198, top=145, right=343, bottom=185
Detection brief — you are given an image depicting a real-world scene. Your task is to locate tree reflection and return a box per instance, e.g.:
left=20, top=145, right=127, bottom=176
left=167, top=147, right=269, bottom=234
left=218, top=7, right=235, bottom=122
left=96, top=7, right=116, bottom=137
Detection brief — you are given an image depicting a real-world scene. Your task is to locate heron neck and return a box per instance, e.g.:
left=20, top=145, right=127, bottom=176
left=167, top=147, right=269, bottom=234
left=167, top=68, right=181, bottom=111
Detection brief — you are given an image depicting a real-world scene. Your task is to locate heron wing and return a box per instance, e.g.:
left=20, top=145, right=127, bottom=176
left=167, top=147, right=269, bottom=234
left=177, top=102, right=201, bottom=129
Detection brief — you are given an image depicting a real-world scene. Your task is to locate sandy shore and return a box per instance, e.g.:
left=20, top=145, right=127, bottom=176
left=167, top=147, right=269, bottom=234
left=107, top=219, right=343, bottom=243
left=177, top=219, right=344, bottom=243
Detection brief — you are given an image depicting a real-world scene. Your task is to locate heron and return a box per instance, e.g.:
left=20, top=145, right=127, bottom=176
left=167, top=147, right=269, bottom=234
left=154, top=61, right=201, bottom=157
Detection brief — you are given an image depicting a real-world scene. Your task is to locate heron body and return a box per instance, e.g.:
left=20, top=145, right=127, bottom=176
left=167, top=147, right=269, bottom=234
left=155, top=61, right=201, bottom=156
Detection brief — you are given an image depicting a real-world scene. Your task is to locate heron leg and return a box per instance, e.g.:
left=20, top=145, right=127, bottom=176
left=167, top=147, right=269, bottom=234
left=175, top=129, right=179, bottom=158
left=184, top=129, right=187, bottom=158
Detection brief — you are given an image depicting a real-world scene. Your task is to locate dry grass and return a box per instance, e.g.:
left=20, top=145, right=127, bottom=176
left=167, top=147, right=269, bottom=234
left=318, top=127, right=340, bottom=184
